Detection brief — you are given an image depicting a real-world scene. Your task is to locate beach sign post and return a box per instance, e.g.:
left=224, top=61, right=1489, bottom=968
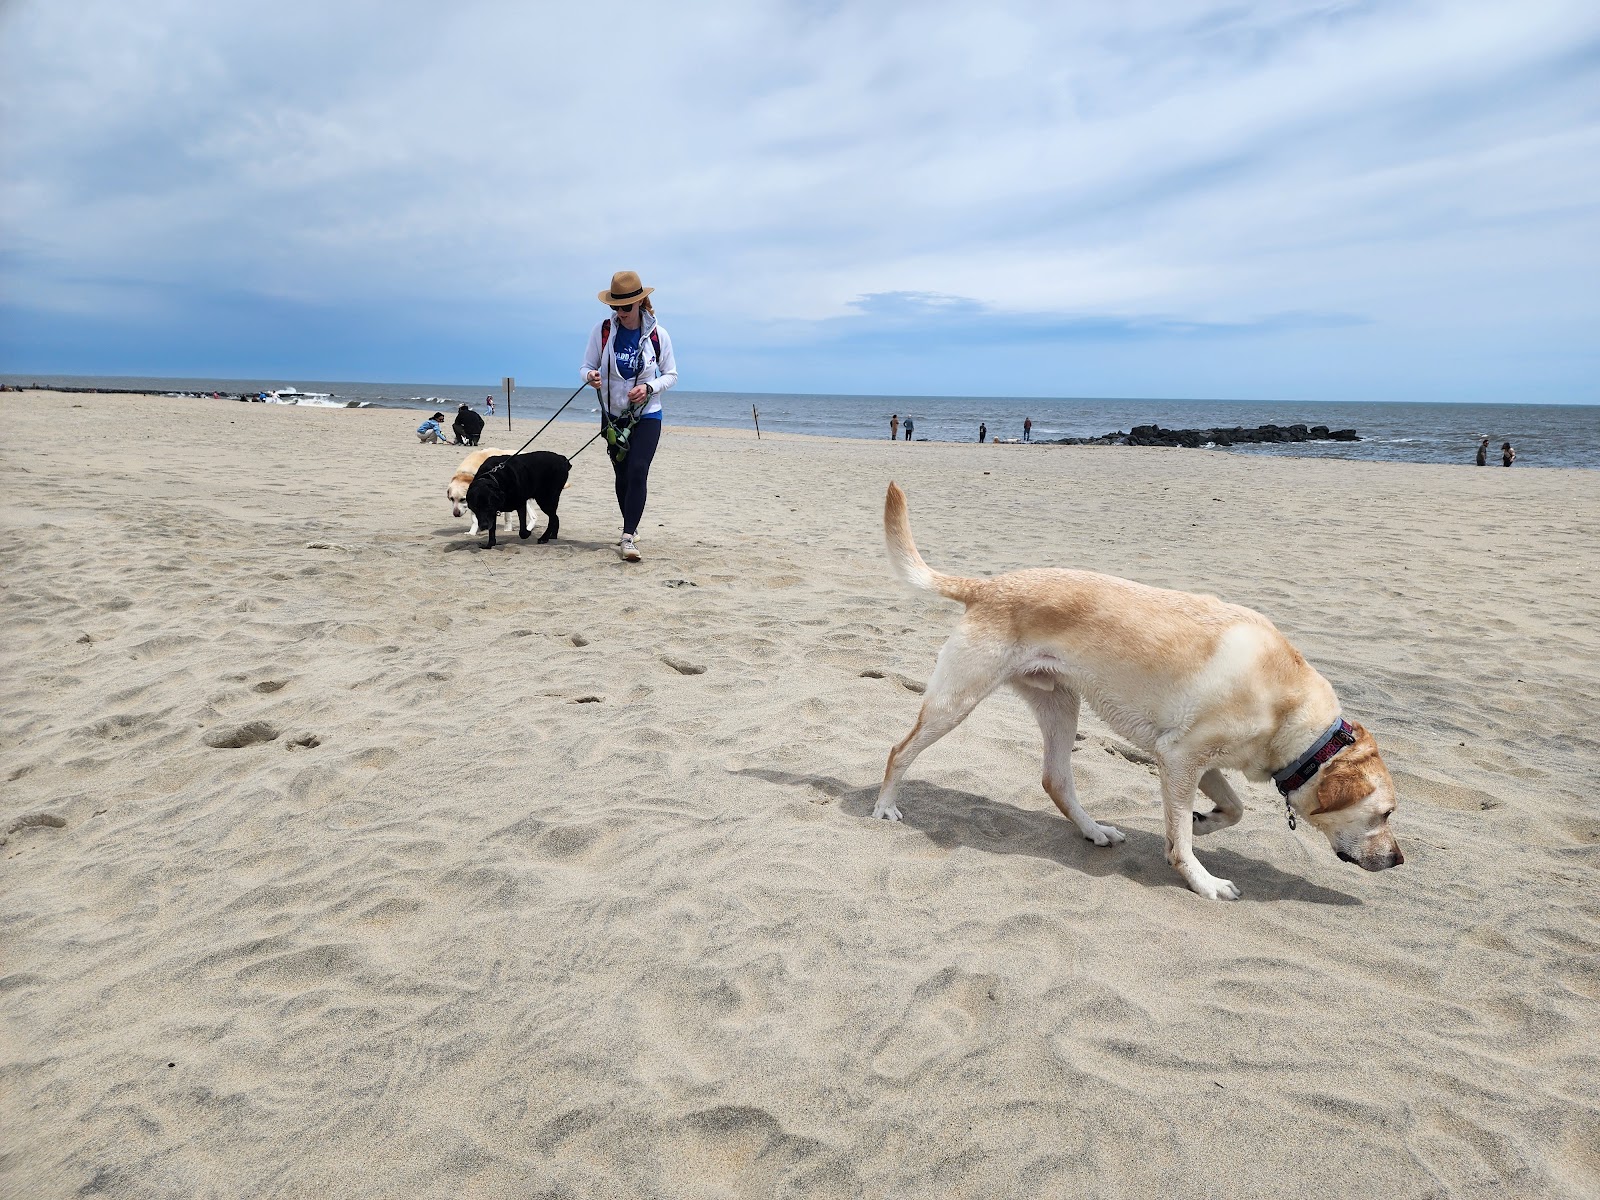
left=752, top=404, right=761, bottom=440
left=502, top=377, right=513, bottom=430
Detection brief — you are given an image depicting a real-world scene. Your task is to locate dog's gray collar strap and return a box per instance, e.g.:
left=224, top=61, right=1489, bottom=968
left=1273, top=717, right=1357, bottom=801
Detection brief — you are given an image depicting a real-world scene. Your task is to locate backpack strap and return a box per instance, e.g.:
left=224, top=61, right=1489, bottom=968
left=599, top=319, right=662, bottom=397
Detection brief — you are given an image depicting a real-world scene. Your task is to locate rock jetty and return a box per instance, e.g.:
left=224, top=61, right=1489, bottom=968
left=1053, top=423, right=1359, bottom=448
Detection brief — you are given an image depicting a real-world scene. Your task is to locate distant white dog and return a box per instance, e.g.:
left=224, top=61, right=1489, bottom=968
left=446, top=448, right=509, bottom=535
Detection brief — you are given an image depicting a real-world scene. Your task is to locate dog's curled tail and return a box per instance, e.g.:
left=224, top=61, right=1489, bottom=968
left=884, top=482, right=981, bottom=605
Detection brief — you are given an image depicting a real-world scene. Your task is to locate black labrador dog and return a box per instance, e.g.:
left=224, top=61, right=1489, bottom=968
left=463, top=451, right=570, bottom=548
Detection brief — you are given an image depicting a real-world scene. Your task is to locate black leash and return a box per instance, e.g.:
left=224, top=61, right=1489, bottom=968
left=565, top=426, right=609, bottom=461
left=476, top=381, right=598, bottom=480
left=481, top=324, right=648, bottom=472
left=505, top=381, right=593, bottom=458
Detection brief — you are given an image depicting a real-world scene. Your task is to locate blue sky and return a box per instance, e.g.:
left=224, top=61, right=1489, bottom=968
left=2, top=0, right=1597, bottom=402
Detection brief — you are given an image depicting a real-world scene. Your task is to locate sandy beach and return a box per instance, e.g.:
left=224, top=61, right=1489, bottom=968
left=2, top=389, right=1598, bottom=1199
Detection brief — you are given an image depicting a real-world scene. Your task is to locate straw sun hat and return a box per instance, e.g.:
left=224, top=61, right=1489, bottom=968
left=598, top=270, right=654, bottom=307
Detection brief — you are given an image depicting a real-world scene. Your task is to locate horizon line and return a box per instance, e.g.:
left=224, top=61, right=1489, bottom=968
left=1, top=372, right=1594, bottom=409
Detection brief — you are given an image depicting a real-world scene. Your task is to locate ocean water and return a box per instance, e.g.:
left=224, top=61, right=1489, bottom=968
left=5, top=373, right=1597, bottom=469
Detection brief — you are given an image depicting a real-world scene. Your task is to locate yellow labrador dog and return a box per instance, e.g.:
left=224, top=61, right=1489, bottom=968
left=447, top=447, right=507, bottom=535
left=875, top=483, right=1403, bottom=900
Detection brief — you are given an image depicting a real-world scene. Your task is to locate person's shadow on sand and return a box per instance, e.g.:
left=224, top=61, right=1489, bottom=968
left=731, top=767, right=1360, bottom=906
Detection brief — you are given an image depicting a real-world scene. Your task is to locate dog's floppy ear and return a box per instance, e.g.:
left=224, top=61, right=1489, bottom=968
left=1312, top=722, right=1383, bottom=813
left=467, top=473, right=498, bottom=510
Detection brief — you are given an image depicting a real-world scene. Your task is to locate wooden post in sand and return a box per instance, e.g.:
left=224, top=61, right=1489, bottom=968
left=503, top=377, right=514, bottom=431
left=752, top=404, right=761, bottom=439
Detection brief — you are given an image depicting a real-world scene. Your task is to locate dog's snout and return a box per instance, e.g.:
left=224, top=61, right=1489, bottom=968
left=1355, top=847, right=1403, bottom=872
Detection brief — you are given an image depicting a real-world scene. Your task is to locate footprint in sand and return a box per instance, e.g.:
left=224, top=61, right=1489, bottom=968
left=662, top=656, right=706, bottom=676
left=202, top=721, right=281, bottom=749
left=5, top=812, right=67, bottom=840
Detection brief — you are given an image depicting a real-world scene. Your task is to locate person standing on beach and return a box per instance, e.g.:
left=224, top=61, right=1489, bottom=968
left=1502, top=442, right=1516, bottom=467
left=485, top=393, right=495, bottom=417
left=978, top=422, right=987, bottom=443
left=889, top=413, right=899, bottom=440
left=582, top=271, right=678, bottom=563
left=1476, top=436, right=1489, bottom=466
left=1023, top=416, right=1032, bottom=442
left=904, top=417, right=914, bottom=441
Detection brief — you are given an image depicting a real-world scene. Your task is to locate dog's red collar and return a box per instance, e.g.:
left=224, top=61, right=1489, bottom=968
left=1273, top=719, right=1357, bottom=815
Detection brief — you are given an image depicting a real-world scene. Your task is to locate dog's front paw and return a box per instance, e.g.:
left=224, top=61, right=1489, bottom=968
left=1084, top=822, right=1125, bottom=847
left=537, top=532, right=554, bottom=543
left=1180, top=862, right=1240, bottom=901
left=519, top=528, right=533, bottom=539
left=870, top=803, right=902, bottom=822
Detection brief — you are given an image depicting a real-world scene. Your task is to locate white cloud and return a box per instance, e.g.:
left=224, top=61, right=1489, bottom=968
left=2, top=0, right=1596, bottom=397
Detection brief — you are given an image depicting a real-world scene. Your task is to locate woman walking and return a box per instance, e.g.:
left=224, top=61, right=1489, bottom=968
left=1501, top=441, right=1516, bottom=467
left=582, top=271, right=678, bottom=562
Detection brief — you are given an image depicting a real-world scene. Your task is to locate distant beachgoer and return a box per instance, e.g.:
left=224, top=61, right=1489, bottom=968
left=1502, top=442, right=1516, bottom=467
left=1476, top=436, right=1489, bottom=466
left=416, top=412, right=448, bottom=444
left=889, top=413, right=900, bottom=440
left=454, top=403, right=485, bottom=447
left=978, top=422, right=987, bottom=443
left=486, top=393, right=495, bottom=416
left=904, top=417, right=914, bottom=441
left=582, top=270, right=678, bottom=563
left=1023, top=416, right=1033, bottom=442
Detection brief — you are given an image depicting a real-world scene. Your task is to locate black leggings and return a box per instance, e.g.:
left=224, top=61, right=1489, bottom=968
left=608, top=415, right=661, bottom=536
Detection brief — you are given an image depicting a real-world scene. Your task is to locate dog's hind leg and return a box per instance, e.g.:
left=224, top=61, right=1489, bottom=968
left=1193, top=769, right=1244, bottom=837
left=1158, top=752, right=1240, bottom=900
left=536, top=499, right=559, bottom=543
left=1019, top=684, right=1124, bottom=847
left=873, top=633, right=1004, bottom=822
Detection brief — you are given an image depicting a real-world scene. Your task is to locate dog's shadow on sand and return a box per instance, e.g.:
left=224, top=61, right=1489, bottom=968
left=732, top=767, right=1360, bottom=906
left=433, top=530, right=617, bottom=554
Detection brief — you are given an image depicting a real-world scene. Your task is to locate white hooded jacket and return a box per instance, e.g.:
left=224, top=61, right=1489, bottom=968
left=580, top=309, right=678, bottom=418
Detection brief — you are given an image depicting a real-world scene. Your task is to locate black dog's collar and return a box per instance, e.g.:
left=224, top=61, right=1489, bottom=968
left=1273, top=718, right=1357, bottom=799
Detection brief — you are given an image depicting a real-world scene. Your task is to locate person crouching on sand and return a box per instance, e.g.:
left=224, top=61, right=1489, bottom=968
left=416, top=412, right=448, bottom=443
left=582, top=271, right=678, bottom=563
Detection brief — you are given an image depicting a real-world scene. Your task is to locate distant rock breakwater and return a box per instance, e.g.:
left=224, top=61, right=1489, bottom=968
left=1053, top=422, right=1360, bottom=448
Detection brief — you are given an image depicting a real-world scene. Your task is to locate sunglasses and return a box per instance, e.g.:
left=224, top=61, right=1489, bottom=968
left=609, top=303, right=636, bottom=313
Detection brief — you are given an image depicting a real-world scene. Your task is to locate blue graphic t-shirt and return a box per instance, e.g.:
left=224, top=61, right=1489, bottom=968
left=612, top=325, right=643, bottom=381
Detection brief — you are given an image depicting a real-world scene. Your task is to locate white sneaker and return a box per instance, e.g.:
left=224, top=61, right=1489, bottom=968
left=619, top=534, right=641, bottom=562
